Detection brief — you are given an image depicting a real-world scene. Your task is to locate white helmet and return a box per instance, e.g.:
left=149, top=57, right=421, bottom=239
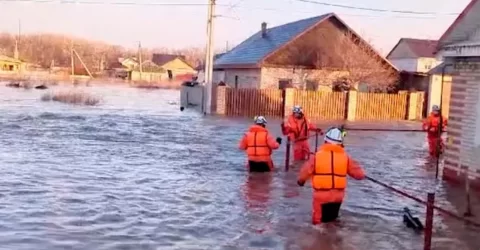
left=254, top=116, right=267, bottom=125
left=325, top=127, right=343, bottom=144
left=432, top=105, right=440, bottom=112
left=292, top=105, right=303, bottom=114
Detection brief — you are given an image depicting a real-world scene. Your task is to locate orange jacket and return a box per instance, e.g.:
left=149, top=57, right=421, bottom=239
left=422, top=113, right=447, bottom=137
left=298, top=143, right=365, bottom=203
left=282, top=115, right=317, bottom=141
left=239, top=125, right=280, bottom=162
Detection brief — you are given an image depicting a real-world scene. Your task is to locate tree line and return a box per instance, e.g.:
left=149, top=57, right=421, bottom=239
left=0, top=32, right=206, bottom=72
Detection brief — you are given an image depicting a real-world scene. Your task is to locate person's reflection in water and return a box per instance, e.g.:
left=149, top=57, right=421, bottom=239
left=241, top=173, right=274, bottom=234
left=299, top=223, right=349, bottom=250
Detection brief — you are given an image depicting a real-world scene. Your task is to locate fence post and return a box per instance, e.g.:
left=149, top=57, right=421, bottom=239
left=285, top=137, right=291, bottom=172
left=216, top=86, right=226, bottom=115
left=347, top=90, right=357, bottom=121
left=424, top=192, right=435, bottom=250
left=283, top=88, right=295, bottom=119
left=407, top=92, right=420, bottom=120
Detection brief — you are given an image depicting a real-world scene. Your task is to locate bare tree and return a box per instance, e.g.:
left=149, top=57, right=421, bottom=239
left=325, top=31, right=398, bottom=91
left=0, top=32, right=206, bottom=72
left=264, top=21, right=398, bottom=91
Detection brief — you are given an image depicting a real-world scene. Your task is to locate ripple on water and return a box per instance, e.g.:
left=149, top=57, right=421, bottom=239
left=0, top=86, right=479, bottom=250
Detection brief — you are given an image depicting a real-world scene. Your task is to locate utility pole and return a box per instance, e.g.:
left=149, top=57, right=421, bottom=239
left=138, top=41, right=143, bottom=80
left=14, top=19, right=20, bottom=60
left=204, top=0, right=215, bottom=114
left=70, top=39, right=74, bottom=77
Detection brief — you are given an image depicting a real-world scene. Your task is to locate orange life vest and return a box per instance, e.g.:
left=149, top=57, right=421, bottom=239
left=287, top=115, right=308, bottom=139
left=246, top=131, right=272, bottom=156
left=312, top=150, right=348, bottom=190
left=426, top=116, right=444, bottom=128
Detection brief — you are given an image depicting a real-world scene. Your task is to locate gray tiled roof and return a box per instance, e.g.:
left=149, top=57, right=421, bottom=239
left=214, top=13, right=332, bottom=67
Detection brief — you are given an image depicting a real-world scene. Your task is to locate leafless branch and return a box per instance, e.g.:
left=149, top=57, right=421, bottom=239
left=264, top=21, right=398, bottom=91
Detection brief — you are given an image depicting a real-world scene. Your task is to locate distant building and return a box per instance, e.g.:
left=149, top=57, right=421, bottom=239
left=387, top=38, right=442, bottom=116
left=152, top=53, right=196, bottom=79
left=387, top=38, right=440, bottom=73
left=0, top=55, right=24, bottom=72
left=114, top=54, right=195, bottom=82
left=435, top=0, right=480, bottom=189
left=210, top=13, right=396, bottom=90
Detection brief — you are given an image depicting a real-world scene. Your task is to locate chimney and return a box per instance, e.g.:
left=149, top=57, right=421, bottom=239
left=261, top=22, right=267, bottom=37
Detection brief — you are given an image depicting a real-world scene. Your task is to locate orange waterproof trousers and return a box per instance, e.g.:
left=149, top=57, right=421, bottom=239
left=293, top=139, right=310, bottom=161
left=312, top=191, right=344, bottom=224
left=427, top=136, right=444, bottom=157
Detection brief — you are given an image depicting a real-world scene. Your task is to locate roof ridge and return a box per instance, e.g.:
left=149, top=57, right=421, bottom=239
left=402, top=38, right=438, bottom=41
left=265, top=13, right=334, bottom=31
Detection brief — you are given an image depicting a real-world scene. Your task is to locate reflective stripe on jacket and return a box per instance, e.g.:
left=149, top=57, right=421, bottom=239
left=312, top=149, right=348, bottom=190
left=246, top=131, right=271, bottom=156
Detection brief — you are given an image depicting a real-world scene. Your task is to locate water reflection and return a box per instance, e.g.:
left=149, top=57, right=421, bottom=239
left=0, top=84, right=479, bottom=250
left=242, top=173, right=273, bottom=234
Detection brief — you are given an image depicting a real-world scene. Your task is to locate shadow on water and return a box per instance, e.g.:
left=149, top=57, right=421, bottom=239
left=0, top=84, right=479, bottom=250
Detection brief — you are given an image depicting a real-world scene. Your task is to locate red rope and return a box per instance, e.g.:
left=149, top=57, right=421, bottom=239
left=367, top=176, right=480, bottom=228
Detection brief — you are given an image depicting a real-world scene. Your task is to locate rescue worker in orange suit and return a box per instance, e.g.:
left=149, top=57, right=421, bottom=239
left=297, top=127, right=365, bottom=225
left=281, top=105, right=323, bottom=161
left=239, top=116, right=282, bottom=172
left=422, top=105, right=447, bottom=157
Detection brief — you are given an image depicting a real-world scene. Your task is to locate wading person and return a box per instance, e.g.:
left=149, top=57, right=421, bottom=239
left=422, top=105, right=447, bottom=157
left=297, top=127, right=365, bottom=225
left=281, top=105, right=322, bottom=161
left=239, top=116, right=282, bottom=172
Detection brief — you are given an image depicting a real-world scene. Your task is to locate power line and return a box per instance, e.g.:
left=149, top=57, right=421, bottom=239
left=0, top=0, right=461, bottom=18
left=229, top=5, right=449, bottom=19
left=295, top=0, right=460, bottom=15
left=0, top=0, right=220, bottom=6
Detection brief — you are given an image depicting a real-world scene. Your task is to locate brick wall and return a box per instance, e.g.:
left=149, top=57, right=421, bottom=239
left=260, top=67, right=347, bottom=90
left=443, top=57, right=480, bottom=189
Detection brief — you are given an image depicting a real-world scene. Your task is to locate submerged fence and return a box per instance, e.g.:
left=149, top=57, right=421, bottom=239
left=216, top=86, right=425, bottom=121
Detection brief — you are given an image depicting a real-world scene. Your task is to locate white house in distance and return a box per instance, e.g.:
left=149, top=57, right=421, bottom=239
left=386, top=38, right=443, bottom=116
left=435, top=0, right=480, bottom=189
left=387, top=38, right=440, bottom=73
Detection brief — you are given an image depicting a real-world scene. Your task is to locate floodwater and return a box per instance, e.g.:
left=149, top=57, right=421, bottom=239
left=0, top=84, right=479, bottom=250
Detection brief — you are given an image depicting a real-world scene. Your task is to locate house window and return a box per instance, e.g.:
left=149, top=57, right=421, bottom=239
left=278, top=79, right=293, bottom=89
left=167, top=70, right=173, bottom=79
left=234, top=75, right=239, bottom=88
left=305, top=80, right=318, bottom=91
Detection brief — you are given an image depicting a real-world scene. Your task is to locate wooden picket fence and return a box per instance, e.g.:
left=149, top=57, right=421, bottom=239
left=225, top=88, right=284, bottom=117
left=218, top=87, right=424, bottom=121
left=293, top=90, right=347, bottom=120
left=355, top=93, right=408, bottom=120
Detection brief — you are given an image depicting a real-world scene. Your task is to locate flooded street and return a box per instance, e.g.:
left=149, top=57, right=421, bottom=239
left=0, top=84, right=479, bottom=250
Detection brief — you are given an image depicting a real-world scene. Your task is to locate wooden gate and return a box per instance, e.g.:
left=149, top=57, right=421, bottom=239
left=293, top=90, right=347, bottom=120
left=355, top=93, right=408, bottom=120
left=225, top=88, right=284, bottom=117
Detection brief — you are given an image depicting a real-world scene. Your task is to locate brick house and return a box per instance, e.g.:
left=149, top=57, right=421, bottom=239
left=436, top=0, right=480, bottom=189
left=212, top=13, right=396, bottom=90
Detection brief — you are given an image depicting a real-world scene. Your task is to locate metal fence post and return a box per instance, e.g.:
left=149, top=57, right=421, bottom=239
left=424, top=192, right=435, bottom=250
left=285, top=137, right=291, bottom=172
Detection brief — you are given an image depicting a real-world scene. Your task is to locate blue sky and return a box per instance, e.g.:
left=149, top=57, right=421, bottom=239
left=0, top=0, right=471, bottom=55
